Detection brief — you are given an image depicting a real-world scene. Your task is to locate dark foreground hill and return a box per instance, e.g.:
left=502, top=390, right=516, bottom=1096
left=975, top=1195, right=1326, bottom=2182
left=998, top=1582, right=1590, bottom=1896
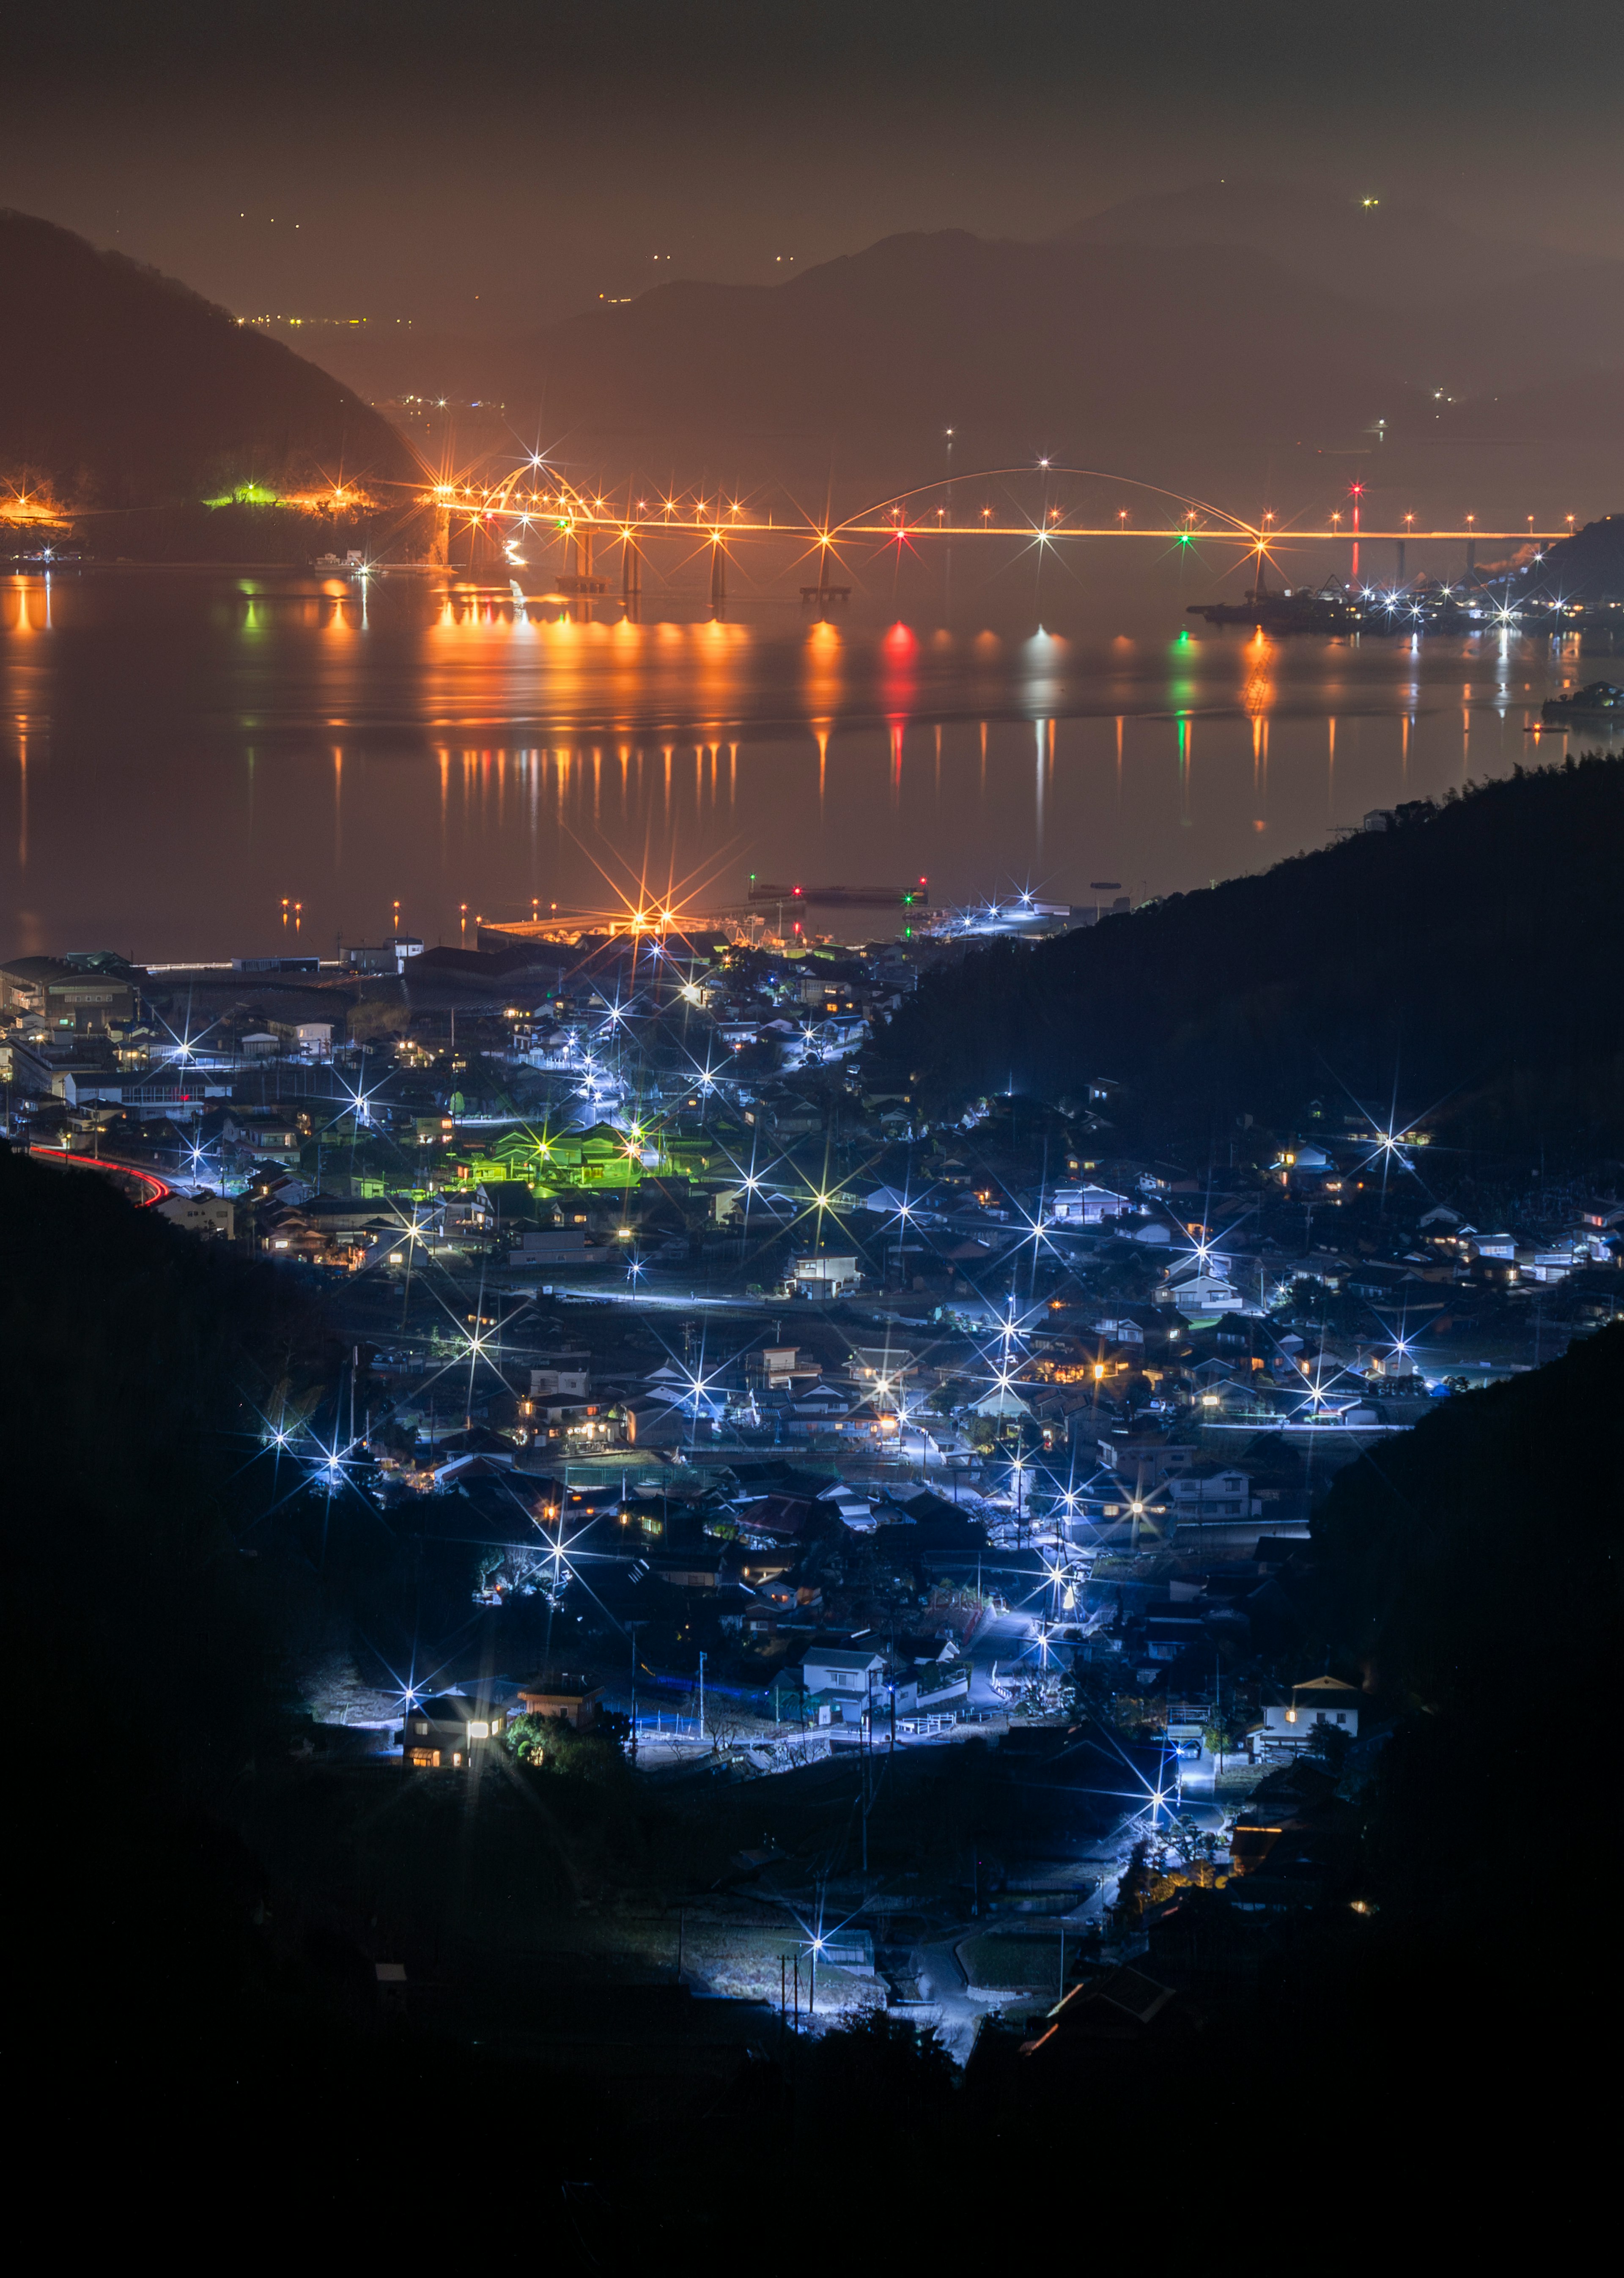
left=877, top=755, right=1624, bottom=1161
left=0, top=209, right=414, bottom=514
left=6, top=1140, right=1612, bottom=2235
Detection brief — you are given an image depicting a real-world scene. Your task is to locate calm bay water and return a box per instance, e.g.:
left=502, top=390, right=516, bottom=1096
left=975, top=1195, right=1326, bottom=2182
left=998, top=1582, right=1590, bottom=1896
left=1, top=565, right=1609, bottom=960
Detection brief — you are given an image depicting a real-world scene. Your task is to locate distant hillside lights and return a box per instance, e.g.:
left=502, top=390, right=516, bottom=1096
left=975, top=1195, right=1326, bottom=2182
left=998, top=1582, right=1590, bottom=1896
left=236, top=314, right=387, bottom=330
left=1, top=479, right=71, bottom=529
left=200, top=479, right=380, bottom=514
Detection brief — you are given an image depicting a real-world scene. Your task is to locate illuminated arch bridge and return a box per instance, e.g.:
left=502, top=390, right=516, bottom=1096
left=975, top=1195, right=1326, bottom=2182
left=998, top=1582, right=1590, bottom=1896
left=410, top=461, right=1569, bottom=597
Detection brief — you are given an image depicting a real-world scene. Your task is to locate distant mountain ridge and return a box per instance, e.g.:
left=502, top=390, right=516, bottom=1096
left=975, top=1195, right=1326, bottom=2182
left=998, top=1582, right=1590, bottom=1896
left=1057, top=179, right=1568, bottom=305
left=1060, top=181, right=1624, bottom=395
left=332, top=228, right=1414, bottom=461
left=0, top=210, right=414, bottom=511
left=306, top=186, right=1619, bottom=482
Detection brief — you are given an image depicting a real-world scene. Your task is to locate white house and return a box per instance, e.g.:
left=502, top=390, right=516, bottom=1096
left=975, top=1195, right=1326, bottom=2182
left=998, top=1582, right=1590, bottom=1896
left=1520, top=1247, right=1582, bottom=1284
left=799, top=1648, right=887, bottom=1722
left=971, top=1383, right=1034, bottom=1419
left=844, top=1347, right=919, bottom=1389
left=1469, top=1234, right=1517, bottom=1261
left=1163, top=1267, right=1244, bottom=1313
left=401, top=1691, right=508, bottom=1770
left=1167, top=1467, right=1261, bottom=1526
left=1050, top=1184, right=1130, bottom=1224
left=1252, top=1676, right=1363, bottom=1760
left=530, top=1367, right=590, bottom=1398
left=817, top=1483, right=878, bottom=1532
left=514, top=1229, right=610, bottom=1269
left=1097, top=1430, right=1193, bottom=1484
left=1274, top=1144, right=1332, bottom=1173
left=793, top=1251, right=861, bottom=1296
left=155, top=1192, right=235, bottom=1239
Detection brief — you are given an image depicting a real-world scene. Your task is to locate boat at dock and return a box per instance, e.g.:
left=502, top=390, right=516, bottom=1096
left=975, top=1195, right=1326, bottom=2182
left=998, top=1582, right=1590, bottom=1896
left=1189, top=576, right=1367, bottom=633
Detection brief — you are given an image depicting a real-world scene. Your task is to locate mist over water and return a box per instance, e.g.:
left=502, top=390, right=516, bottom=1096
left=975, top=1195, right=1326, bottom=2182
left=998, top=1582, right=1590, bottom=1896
left=2, top=564, right=1605, bottom=960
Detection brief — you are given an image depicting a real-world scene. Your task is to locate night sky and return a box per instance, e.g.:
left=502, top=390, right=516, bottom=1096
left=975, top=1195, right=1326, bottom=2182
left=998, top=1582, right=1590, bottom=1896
left=4, top=1, right=1619, bottom=335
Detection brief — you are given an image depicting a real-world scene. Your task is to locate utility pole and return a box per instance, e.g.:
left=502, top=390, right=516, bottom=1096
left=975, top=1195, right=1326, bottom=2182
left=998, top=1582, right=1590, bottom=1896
left=943, top=426, right=954, bottom=621
left=628, top=1620, right=646, bottom=1760
left=697, top=1648, right=706, bottom=1743
left=861, top=1707, right=870, bottom=1876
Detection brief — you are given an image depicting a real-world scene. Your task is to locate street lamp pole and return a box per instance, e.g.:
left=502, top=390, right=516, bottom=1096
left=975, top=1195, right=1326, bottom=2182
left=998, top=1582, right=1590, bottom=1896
left=628, top=1620, right=646, bottom=1760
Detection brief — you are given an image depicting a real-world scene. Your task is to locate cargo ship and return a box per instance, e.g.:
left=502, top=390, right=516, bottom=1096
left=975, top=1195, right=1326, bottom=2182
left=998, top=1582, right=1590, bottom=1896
left=1189, top=576, right=1364, bottom=633
left=747, top=882, right=929, bottom=909
left=1190, top=574, right=1480, bottom=636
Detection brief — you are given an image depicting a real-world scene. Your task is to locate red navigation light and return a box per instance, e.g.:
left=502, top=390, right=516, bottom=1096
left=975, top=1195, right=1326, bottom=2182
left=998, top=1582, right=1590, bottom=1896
left=793, top=886, right=802, bottom=896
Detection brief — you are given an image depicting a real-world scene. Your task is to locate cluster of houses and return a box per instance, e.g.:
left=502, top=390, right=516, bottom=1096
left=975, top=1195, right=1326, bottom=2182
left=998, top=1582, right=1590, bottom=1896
left=10, top=936, right=1622, bottom=1819
left=9, top=938, right=1619, bottom=1370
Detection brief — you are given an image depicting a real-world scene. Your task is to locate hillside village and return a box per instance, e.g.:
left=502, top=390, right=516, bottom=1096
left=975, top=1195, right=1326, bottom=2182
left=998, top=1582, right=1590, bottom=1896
left=5, top=855, right=1619, bottom=1848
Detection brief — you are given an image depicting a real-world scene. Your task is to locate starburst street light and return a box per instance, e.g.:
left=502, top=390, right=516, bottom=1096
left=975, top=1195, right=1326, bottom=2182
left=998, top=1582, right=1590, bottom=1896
left=181, top=1133, right=219, bottom=1184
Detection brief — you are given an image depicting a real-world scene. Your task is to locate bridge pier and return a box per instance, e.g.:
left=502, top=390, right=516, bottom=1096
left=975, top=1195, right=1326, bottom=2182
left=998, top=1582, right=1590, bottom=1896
left=709, top=541, right=727, bottom=611
left=1465, top=537, right=1476, bottom=587
left=575, top=529, right=594, bottom=581
left=1396, top=538, right=1405, bottom=586
left=622, top=537, right=642, bottom=605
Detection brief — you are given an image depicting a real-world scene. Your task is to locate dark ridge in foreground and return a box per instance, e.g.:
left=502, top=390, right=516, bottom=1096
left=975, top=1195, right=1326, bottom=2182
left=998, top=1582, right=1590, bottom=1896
left=7, top=1136, right=1614, bottom=2239
left=875, top=755, right=1624, bottom=1157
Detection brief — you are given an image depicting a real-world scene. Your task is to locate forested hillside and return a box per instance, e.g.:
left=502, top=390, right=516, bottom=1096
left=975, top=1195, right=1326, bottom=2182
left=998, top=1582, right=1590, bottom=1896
left=876, top=755, right=1624, bottom=1159
left=0, top=209, right=413, bottom=513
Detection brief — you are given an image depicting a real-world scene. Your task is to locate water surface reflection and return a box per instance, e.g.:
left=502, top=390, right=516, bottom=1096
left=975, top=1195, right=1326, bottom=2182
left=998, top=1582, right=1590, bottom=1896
left=1, top=570, right=1605, bottom=959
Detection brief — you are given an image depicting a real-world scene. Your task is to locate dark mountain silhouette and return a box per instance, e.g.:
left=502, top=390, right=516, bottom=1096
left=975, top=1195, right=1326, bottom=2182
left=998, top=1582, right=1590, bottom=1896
left=1421, top=367, right=1621, bottom=446
left=1398, top=263, right=1624, bottom=393
left=0, top=210, right=415, bottom=511
left=1428, top=365, right=1624, bottom=446
left=334, top=228, right=1414, bottom=474
left=308, top=197, right=1616, bottom=492
left=1059, top=179, right=1567, bottom=306
left=1063, top=184, right=1624, bottom=394
left=873, top=756, right=1624, bottom=1159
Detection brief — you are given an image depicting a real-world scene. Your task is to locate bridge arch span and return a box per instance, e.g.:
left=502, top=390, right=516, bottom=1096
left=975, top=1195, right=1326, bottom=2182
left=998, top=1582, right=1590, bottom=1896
left=828, top=466, right=1259, bottom=543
